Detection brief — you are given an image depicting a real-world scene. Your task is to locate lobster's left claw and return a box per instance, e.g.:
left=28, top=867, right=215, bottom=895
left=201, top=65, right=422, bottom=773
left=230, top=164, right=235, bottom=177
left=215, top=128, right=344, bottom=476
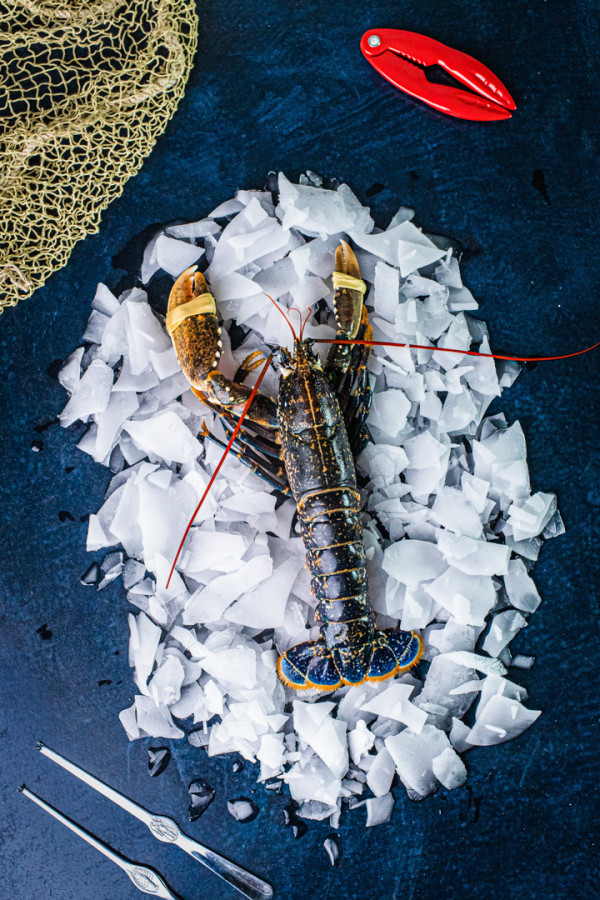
left=167, top=265, right=222, bottom=390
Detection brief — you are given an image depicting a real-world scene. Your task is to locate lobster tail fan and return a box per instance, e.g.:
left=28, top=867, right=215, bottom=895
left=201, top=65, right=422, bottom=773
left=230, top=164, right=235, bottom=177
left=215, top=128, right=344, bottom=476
left=277, top=640, right=342, bottom=691
left=366, top=629, right=424, bottom=682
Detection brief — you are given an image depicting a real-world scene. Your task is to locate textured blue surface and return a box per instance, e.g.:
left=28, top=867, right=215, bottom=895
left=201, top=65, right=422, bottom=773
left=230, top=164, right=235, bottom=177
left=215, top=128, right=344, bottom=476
left=1, top=1, right=599, bottom=898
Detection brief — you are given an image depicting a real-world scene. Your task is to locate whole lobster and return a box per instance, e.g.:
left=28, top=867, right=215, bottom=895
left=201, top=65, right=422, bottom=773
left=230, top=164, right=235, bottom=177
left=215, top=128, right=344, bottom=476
left=166, top=241, right=423, bottom=691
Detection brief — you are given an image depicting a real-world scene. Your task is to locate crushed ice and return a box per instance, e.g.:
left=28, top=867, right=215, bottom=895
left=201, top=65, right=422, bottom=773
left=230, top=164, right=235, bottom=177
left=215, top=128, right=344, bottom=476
left=59, top=173, right=560, bottom=827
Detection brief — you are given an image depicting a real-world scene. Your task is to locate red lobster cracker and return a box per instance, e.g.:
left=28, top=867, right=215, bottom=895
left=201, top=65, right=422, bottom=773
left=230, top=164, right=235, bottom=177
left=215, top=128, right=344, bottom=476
left=360, top=29, right=516, bottom=121
left=166, top=243, right=423, bottom=691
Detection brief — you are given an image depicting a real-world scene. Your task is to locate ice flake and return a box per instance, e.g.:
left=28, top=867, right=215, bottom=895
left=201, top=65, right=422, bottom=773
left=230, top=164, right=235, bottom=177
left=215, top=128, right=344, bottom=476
left=350, top=221, right=445, bottom=276
left=61, top=359, right=114, bottom=426
left=482, top=610, right=528, bottom=657
left=58, top=347, right=85, bottom=394
left=289, top=274, right=330, bottom=311
left=503, top=558, right=542, bottom=612
left=92, top=391, right=139, bottom=462
left=293, top=701, right=348, bottom=779
left=148, top=655, right=185, bottom=707
left=444, top=651, right=507, bottom=677
left=473, top=421, right=530, bottom=502
left=507, top=492, right=557, bottom=541
left=226, top=557, right=300, bottom=629
left=183, top=555, right=272, bottom=624
left=511, top=655, right=535, bottom=669
left=285, top=754, right=342, bottom=807
left=361, top=683, right=428, bottom=734
left=415, top=654, right=479, bottom=725
left=134, top=696, right=185, bottom=739
left=123, top=412, right=202, bottom=466
left=366, top=747, right=396, bottom=797
left=382, top=539, right=446, bottom=590
left=142, top=233, right=204, bottom=282
left=373, top=261, right=400, bottom=322
left=368, top=389, right=411, bottom=438
left=402, top=431, right=450, bottom=498
left=385, top=725, right=452, bottom=798
left=128, top=611, right=162, bottom=693
left=401, top=585, right=435, bottom=630
left=86, top=514, right=113, bottom=552
left=119, top=703, right=140, bottom=740
left=93, top=283, right=121, bottom=316
left=278, top=173, right=373, bottom=237
left=258, top=733, right=286, bottom=779
left=348, top=720, right=375, bottom=765
left=436, top=531, right=510, bottom=576
left=366, top=793, right=395, bottom=827
left=467, top=694, right=541, bottom=746
left=431, top=747, right=467, bottom=789
left=166, top=218, right=221, bottom=240
left=182, top=528, right=247, bottom=577
left=433, top=314, right=471, bottom=371
left=426, top=567, right=497, bottom=626
left=124, top=300, right=171, bottom=375
left=201, top=646, right=258, bottom=689
left=357, top=443, right=408, bottom=485
left=431, top=488, right=482, bottom=538
left=210, top=197, right=245, bottom=218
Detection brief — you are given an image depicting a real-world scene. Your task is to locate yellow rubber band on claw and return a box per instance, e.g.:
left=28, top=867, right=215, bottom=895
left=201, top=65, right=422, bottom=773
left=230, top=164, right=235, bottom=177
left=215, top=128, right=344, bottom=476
left=166, top=292, right=217, bottom=335
left=332, top=271, right=367, bottom=295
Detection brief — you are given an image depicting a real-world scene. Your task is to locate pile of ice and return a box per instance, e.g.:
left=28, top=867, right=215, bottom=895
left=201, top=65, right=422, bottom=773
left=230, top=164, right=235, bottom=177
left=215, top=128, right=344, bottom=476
left=59, top=172, right=562, bottom=827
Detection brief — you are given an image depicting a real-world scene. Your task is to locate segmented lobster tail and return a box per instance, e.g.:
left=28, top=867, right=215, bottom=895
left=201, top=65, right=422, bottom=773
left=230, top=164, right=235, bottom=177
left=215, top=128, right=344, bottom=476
left=276, top=486, right=423, bottom=690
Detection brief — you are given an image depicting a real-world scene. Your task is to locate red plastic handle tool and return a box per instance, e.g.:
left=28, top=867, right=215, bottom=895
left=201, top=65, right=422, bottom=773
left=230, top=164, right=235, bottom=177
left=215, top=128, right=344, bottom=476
left=361, top=29, right=516, bottom=121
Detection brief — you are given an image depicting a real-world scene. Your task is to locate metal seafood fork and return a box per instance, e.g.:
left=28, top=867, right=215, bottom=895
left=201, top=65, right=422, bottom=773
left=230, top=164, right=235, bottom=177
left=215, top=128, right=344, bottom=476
left=25, top=742, right=274, bottom=900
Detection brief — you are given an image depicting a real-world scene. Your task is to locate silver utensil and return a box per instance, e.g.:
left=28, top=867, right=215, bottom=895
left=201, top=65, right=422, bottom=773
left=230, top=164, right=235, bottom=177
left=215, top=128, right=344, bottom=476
left=37, top=742, right=273, bottom=900
left=19, top=785, right=182, bottom=899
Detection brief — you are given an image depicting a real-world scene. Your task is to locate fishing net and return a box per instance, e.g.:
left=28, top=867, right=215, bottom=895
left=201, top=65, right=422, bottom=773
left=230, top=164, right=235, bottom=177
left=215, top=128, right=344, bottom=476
left=0, top=0, right=198, bottom=312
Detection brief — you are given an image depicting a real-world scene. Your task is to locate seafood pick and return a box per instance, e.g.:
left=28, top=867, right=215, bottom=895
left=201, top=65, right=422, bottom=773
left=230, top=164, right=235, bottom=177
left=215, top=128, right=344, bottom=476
left=60, top=173, right=564, bottom=825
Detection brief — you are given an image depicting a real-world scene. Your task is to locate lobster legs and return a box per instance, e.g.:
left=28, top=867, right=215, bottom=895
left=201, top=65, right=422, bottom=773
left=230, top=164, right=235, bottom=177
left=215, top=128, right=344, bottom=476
left=167, top=243, right=423, bottom=693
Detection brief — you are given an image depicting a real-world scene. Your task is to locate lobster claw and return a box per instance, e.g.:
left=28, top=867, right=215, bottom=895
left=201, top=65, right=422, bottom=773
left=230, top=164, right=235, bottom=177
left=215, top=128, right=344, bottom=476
left=360, top=29, right=516, bottom=121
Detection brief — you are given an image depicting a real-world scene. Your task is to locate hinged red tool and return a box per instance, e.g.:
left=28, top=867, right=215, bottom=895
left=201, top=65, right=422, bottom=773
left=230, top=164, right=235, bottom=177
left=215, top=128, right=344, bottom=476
left=360, top=29, right=516, bottom=121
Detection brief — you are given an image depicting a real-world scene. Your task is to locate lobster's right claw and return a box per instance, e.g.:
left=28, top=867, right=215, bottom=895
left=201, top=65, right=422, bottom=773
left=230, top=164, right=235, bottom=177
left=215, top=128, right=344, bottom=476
left=332, top=240, right=365, bottom=339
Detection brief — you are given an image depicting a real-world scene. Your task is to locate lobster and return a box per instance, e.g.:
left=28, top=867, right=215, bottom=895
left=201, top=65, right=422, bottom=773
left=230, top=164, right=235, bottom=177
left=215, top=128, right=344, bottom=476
left=166, top=240, right=423, bottom=691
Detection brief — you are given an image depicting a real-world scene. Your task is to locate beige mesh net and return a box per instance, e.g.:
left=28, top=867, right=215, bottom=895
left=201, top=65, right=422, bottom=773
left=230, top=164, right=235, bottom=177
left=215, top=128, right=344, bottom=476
left=0, top=0, right=198, bottom=312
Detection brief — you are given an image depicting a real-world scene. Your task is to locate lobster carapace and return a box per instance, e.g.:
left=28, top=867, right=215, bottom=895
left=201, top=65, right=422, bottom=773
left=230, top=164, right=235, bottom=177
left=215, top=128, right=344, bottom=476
left=167, top=241, right=423, bottom=691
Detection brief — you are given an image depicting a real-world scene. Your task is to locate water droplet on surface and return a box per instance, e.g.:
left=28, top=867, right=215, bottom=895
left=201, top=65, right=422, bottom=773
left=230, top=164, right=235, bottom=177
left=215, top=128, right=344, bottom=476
left=148, top=747, right=171, bottom=777
left=188, top=780, right=215, bottom=820
left=31, top=439, right=43, bottom=452
left=292, top=821, right=308, bottom=839
left=80, top=562, right=100, bottom=586
left=227, top=797, right=259, bottom=823
left=323, top=834, right=342, bottom=867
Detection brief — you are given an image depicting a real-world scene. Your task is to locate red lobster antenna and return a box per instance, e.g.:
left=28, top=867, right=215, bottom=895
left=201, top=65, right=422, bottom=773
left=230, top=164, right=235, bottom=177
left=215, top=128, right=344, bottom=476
left=166, top=352, right=273, bottom=588
left=265, top=293, right=297, bottom=340
left=315, top=336, right=600, bottom=363
left=265, top=294, right=311, bottom=340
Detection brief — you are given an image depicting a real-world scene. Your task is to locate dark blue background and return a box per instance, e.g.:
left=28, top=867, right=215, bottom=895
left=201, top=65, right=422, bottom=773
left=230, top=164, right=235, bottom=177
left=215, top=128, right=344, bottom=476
left=1, top=1, right=599, bottom=897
